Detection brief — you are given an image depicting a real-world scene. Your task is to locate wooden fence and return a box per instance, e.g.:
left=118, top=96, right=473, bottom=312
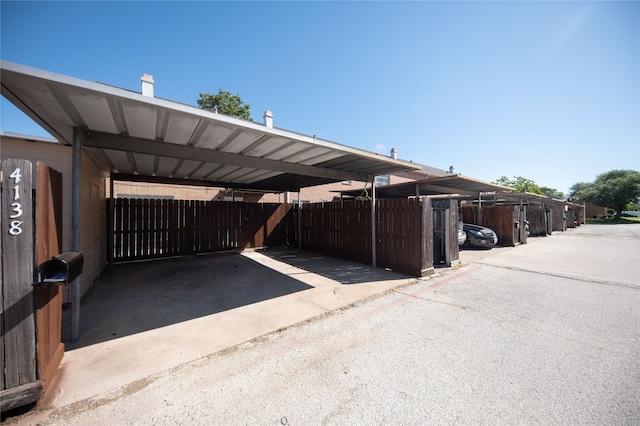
left=376, top=198, right=433, bottom=276
left=299, top=200, right=372, bottom=265
left=300, top=198, right=434, bottom=277
left=111, top=199, right=295, bottom=262
left=550, top=204, right=567, bottom=232
left=460, top=204, right=527, bottom=246
left=1, top=160, right=65, bottom=411
left=528, top=207, right=553, bottom=236
left=112, top=197, right=438, bottom=277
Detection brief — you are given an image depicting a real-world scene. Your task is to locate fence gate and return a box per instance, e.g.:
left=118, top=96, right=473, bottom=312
left=432, top=199, right=459, bottom=267
left=1, top=159, right=64, bottom=412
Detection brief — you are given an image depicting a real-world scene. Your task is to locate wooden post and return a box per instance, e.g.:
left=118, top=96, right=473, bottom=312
left=297, top=191, right=302, bottom=250
left=371, top=178, right=377, bottom=268
left=107, top=175, right=114, bottom=271
left=1, top=159, right=38, bottom=396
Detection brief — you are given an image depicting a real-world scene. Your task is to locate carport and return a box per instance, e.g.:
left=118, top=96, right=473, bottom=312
left=338, top=175, right=516, bottom=260
left=1, top=60, right=420, bottom=344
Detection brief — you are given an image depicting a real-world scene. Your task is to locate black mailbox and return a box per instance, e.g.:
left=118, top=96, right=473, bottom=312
left=34, top=250, right=84, bottom=287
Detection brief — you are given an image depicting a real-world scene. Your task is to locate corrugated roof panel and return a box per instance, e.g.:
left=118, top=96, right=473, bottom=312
left=122, top=103, right=157, bottom=140
left=221, top=129, right=264, bottom=154
left=155, top=157, right=180, bottom=177
left=196, top=124, right=236, bottom=150
left=206, top=164, right=241, bottom=180
left=265, top=142, right=313, bottom=161
left=283, top=147, right=332, bottom=164
left=188, top=162, right=223, bottom=180
left=243, top=135, right=290, bottom=157
left=237, top=169, right=283, bottom=184
left=102, top=149, right=131, bottom=174
left=218, top=166, right=258, bottom=182
left=68, top=93, right=118, bottom=133
left=171, top=159, right=203, bottom=179
left=133, top=153, right=155, bottom=176
left=299, top=151, right=344, bottom=166
left=164, top=112, right=201, bottom=145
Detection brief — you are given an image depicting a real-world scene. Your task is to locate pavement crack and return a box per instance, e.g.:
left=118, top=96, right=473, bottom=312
left=472, top=263, right=640, bottom=291
left=393, top=289, right=480, bottom=312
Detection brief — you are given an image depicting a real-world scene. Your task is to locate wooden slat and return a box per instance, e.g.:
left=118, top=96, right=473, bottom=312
left=34, top=163, right=64, bottom=397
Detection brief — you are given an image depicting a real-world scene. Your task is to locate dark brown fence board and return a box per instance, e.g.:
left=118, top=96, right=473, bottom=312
left=111, top=200, right=294, bottom=262
left=34, top=163, right=65, bottom=396
left=378, top=198, right=433, bottom=276
left=528, top=208, right=550, bottom=236
left=432, top=199, right=459, bottom=265
left=461, top=205, right=519, bottom=246
left=300, top=200, right=371, bottom=265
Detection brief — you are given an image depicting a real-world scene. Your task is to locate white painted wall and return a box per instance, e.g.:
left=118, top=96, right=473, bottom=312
left=1, top=135, right=106, bottom=299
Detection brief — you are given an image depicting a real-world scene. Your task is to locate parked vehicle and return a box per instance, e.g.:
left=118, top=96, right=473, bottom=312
left=462, top=223, right=498, bottom=248
left=457, top=221, right=466, bottom=246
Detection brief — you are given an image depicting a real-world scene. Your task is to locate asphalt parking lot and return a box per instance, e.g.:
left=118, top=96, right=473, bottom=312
left=6, top=224, right=640, bottom=425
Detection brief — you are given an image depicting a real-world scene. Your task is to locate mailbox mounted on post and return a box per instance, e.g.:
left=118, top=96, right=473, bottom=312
left=34, top=250, right=84, bottom=287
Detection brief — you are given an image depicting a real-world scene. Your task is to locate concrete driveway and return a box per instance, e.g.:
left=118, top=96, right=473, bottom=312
left=8, top=223, right=637, bottom=425
left=6, top=224, right=638, bottom=424
left=45, top=249, right=422, bottom=410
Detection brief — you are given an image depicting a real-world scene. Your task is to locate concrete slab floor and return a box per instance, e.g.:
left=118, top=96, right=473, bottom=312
left=44, top=248, right=424, bottom=410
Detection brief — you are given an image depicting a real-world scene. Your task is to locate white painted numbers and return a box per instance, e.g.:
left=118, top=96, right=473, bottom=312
left=8, top=168, right=23, bottom=235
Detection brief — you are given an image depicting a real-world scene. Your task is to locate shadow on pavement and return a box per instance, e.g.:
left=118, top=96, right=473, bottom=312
left=62, top=252, right=312, bottom=349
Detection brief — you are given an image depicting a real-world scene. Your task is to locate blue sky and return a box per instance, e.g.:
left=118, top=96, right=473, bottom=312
left=1, top=1, right=638, bottom=195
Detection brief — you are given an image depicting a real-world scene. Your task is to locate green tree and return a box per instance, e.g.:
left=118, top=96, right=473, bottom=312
left=539, top=186, right=564, bottom=199
left=197, top=89, right=252, bottom=121
left=493, top=176, right=542, bottom=194
left=568, top=170, right=640, bottom=219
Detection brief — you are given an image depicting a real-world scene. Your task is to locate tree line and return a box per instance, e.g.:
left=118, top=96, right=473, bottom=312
left=494, top=171, right=640, bottom=220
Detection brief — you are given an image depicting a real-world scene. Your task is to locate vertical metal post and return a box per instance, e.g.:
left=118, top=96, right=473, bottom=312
left=297, top=191, right=302, bottom=250
left=107, top=174, right=114, bottom=271
left=71, top=128, right=82, bottom=343
left=478, top=192, right=483, bottom=226
left=371, top=178, right=377, bottom=268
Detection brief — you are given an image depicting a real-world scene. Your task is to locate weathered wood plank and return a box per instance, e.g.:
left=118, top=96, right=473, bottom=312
left=35, top=163, right=64, bottom=396
left=0, top=380, right=43, bottom=412
left=1, top=159, right=36, bottom=389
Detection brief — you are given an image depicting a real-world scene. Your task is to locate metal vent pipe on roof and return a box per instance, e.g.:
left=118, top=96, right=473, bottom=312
left=449, top=165, right=455, bottom=174
left=263, top=110, right=273, bottom=128
left=390, top=148, right=397, bottom=159
left=141, top=74, right=154, bottom=97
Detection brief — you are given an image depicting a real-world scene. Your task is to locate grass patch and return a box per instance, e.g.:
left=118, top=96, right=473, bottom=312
left=586, top=217, right=640, bottom=225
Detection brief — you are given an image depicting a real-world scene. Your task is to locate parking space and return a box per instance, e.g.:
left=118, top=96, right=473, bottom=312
left=49, top=249, right=419, bottom=409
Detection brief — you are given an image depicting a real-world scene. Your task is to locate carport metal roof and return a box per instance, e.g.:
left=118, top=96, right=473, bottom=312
left=338, top=175, right=514, bottom=198
left=1, top=61, right=420, bottom=191
left=338, top=175, right=573, bottom=207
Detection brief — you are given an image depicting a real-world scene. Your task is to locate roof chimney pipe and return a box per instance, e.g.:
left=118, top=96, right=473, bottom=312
left=390, top=147, right=397, bottom=159
left=449, top=165, right=455, bottom=174
left=141, top=74, right=154, bottom=97
left=263, top=110, right=273, bottom=128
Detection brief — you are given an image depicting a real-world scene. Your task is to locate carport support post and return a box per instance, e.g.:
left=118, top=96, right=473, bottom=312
left=371, top=178, right=377, bottom=268
left=71, top=127, right=82, bottom=343
left=107, top=174, right=114, bottom=271
left=297, top=191, right=302, bottom=250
